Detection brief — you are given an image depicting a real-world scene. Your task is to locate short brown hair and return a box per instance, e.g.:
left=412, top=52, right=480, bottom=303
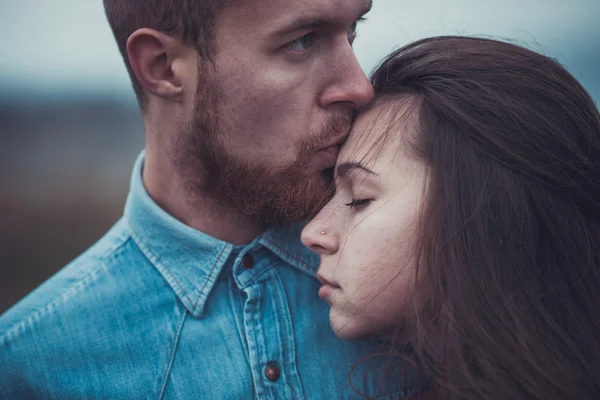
left=103, top=0, right=228, bottom=105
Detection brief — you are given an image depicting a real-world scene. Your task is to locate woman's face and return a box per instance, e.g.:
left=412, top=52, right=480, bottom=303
left=301, top=102, right=428, bottom=340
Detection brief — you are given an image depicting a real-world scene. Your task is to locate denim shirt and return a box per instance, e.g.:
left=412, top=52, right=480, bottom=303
left=0, top=152, right=410, bottom=399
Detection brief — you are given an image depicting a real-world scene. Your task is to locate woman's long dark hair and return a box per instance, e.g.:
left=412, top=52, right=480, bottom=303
left=370, top=36, right=600, bottom=399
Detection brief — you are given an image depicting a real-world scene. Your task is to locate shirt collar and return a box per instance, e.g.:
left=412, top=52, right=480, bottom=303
left=124, top=151, right=319, bottom=318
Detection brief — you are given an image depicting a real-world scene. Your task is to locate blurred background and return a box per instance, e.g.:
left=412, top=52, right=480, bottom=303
left=1, top=0, right=598, bottom=313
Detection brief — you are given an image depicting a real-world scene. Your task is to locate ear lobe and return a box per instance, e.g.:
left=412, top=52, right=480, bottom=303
left=126, top=28, right=184, bottom=101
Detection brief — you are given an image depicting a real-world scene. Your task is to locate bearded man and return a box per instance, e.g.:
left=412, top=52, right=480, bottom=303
left=0, top=1, right=412, bottom=399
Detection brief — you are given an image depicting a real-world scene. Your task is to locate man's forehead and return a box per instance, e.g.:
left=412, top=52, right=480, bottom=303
left=221, top=0, right=372, bottom=34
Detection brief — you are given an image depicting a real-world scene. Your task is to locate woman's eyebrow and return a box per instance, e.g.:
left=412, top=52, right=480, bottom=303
left=336, top=162, right=376, bottom=179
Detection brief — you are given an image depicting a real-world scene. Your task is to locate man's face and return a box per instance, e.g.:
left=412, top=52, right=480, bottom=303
left=179, top=0, right=374, bottom=225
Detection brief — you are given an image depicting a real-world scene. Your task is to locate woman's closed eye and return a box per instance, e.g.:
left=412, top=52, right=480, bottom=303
left=344, top=198, right=372, bottom=211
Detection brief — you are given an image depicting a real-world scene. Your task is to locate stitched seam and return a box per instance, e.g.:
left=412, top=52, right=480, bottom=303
left=270, top=271, right=304, bottom=400
left=127, top=224, right=187, bottom=297
left=241, top=285, right=266, bottom=399
left=228, top=273, right=252, bottom=368
left=264, top=239, right=303, bottom=264
left=192, top=244, right=229, bottom=312
left=264, top=239, right=316, bottom=275
left=239, top=259, right=279, bottom=288
left=158, top=309, right=187, bottom=400
left=0, top=235, right=132, bottom=346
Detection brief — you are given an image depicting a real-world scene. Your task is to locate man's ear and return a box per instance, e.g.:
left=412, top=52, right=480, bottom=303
left=126, top=28, right=187, bottom=102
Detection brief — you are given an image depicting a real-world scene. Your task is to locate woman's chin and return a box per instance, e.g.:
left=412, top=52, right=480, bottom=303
left=330, top=314, right=377, bottom=341
left=330, top=312, right=409, bottom=343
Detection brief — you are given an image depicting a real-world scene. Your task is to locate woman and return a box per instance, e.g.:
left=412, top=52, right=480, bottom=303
left=302, top=36, right=600, bottom=399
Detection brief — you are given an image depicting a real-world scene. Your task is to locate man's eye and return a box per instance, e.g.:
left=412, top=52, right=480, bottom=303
left=348, top=17, right=366, bottom=41
left=348, top=22, right=358, bottom=38
left=344, top=199, right=371, bottom=210
left=288, top=33, right=316, bottom=52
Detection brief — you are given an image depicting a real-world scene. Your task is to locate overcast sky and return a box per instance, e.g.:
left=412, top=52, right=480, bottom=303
left=0, top=0, right=598, bottom=100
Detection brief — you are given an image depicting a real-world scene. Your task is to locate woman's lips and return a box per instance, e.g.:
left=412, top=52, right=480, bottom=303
left=318, top=283, right=340, bottom=300
left=317, top=272, right=341, bottom=299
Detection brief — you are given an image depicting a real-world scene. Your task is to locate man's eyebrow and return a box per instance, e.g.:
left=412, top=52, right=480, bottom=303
left=271, top=0, right=373, bottom=38
left=336, top=162, right=376, bottom=179
left=271, top=16, right=330, bottom=38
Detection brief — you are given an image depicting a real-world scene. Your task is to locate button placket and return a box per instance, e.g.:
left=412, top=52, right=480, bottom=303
left=242, top=254, right=254, bottom=269
left=236, top=249, right=303, bottom=398
left=265, top=362, right=281, bottom=382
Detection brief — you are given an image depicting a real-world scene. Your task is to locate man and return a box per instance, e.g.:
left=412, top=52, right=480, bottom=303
left=0, top=0, right=408, bottom=398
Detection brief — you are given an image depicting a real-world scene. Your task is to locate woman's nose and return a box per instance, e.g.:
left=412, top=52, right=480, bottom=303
left=301, top=220, right=339, bottom=255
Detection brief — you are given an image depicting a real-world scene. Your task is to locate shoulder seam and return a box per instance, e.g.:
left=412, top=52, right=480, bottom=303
left=158, top=309, right=188, bottom=400
left=0, top=234, right=133, bottom=346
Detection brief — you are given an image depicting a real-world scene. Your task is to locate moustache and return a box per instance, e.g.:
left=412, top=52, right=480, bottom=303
left=305, top=111, right=355, bottom=152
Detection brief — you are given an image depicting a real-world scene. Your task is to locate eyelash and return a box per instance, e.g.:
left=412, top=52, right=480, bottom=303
left=344, top=199, right=371, bottom=210
left=349, top=17, right=366, bottom=39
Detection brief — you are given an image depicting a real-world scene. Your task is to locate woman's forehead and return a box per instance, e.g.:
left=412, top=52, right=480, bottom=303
left=341, top=98, right=420, bottom=163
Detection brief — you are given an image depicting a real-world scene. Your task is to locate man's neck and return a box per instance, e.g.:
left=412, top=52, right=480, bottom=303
left=142, top=150, right=264, bottom=245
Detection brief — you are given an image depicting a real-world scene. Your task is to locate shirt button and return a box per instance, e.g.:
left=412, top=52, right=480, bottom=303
left=242, top=254, right=254, bottom=269
left=265, top=363, right=281, bottom=382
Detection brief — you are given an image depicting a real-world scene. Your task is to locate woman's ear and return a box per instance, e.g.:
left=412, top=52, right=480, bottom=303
left=126, top=28, right=187, bottom=102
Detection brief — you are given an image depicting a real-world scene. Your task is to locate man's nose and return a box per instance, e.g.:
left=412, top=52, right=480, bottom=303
left=319, top=45, right=374, bottom=109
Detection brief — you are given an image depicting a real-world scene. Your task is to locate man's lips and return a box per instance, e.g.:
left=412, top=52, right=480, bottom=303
left=314, top=145, right=340, bottom=169
left=313, top=133, right=348, bottom=169
left=319, top=133, right=349, bottom=151
left=318, top=144, right=340, bottom=157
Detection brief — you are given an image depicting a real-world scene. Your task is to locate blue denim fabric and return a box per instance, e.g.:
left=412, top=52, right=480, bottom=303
left=0, top=152, right=410, bottom=399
